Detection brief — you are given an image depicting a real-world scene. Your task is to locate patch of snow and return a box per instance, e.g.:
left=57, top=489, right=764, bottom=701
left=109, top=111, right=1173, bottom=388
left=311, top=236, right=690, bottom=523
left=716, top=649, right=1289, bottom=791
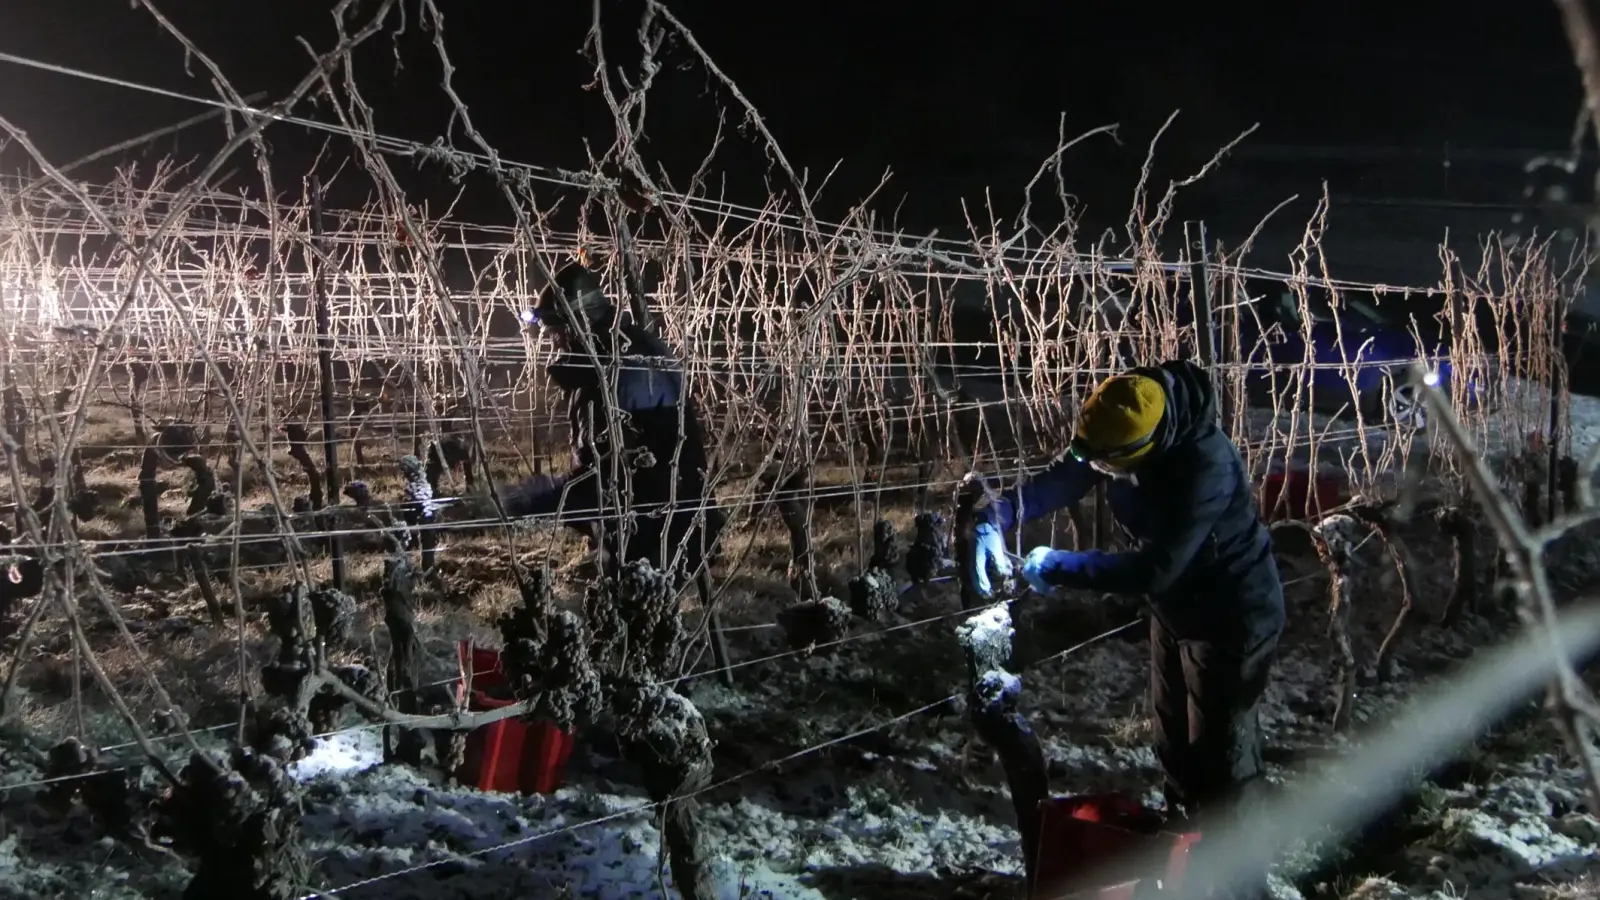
left=291, top=728, right=384, bottom=781
left=703, top=784, right=1021, bottom=878
left=956, top=602, right=1014, bottom=660
left=296, top=760, right=1018, bottom=898
left=1389, top=757, right=1600, bottom=899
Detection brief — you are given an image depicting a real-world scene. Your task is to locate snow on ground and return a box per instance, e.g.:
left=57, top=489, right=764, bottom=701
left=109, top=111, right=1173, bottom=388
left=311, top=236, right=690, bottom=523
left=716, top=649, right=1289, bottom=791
left=286, top=575, right=1595, bottom=900
left=2, top=565, right=1596, bottom=899
left=301, top=759, right=829, bottom=900
left=291, top=729, right=385, bottom=781
left=1563, top=388, right=1600, bottom=460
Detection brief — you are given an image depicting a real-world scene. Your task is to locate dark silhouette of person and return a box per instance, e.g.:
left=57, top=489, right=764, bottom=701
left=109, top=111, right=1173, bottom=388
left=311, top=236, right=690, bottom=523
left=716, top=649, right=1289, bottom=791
left=502, top=262, right=723, bottom=585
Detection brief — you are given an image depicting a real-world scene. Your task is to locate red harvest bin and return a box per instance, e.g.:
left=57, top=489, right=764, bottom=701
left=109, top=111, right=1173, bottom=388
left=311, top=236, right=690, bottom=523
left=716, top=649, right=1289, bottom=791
left=1030, top=793, right=1203, bottom=900
left=1258, top=468, right=1345, bottom=522
left=456, top=642, right=577, bottom=794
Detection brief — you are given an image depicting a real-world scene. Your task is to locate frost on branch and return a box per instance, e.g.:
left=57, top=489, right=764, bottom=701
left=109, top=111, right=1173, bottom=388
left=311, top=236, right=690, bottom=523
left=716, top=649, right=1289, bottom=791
left=869, top=518, right=903, bottom=570
left=607, top=677, right=717, bottom=900
left=584, top=558, right=685, bottom=677
left=1312, top=513, right=1363, bottom=733
left=956, top=602, right=1016, bottom=676
left=495, top=566, right=604, bottom=732
left=846, top=519, right=903, bottom=622
left=42, top=737, right=162, bottom=848
left=157, top=747, right=309, bottom=900
left=777, top=596, right=852, bottom=651
left=307, top=586, right=356, bottom=650
left=956, top=600, right=1047, bottom=885
left=397, top=453, right=439, bottom=566
left=259, top=583, right=377, bottom=762
left=905, top=511, right=950, bottom=583
left=497, top=554, right=716, bottom=900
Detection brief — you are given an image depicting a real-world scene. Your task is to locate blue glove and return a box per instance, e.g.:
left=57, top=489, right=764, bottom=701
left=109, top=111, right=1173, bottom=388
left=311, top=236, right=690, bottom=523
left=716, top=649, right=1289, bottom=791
left=1021, top=546, right=1082, bottom=596
left=969, top=491, right=1015, bottom=597
left=973, top=521, right=1013, bottom=596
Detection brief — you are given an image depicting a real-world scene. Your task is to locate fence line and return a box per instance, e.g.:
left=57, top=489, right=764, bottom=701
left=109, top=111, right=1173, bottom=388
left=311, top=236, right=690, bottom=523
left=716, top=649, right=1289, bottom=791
left=1, top=174, right=1574, bottom=509
left=0, top=152, right=1577, bottom=816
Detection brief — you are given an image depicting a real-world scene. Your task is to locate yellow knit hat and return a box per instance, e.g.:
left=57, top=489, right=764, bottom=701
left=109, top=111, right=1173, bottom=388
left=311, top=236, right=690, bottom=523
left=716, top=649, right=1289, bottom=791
left=1071, top=373, right=1166, bottom=464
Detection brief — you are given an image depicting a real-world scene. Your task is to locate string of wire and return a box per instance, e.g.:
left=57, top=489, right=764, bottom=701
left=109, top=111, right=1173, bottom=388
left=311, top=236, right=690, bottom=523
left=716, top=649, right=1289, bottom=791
left=0, top=50, right=1477, bottom=298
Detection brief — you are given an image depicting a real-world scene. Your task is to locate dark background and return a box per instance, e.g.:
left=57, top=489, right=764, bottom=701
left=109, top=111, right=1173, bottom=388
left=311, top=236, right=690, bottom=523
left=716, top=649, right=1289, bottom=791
left=0, top=1, right=1591, bottom=297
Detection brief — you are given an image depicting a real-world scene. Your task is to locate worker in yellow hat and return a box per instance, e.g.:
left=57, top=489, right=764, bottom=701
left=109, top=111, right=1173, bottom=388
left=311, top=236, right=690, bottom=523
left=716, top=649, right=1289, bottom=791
left=971, top=359, right=1284, bottom=899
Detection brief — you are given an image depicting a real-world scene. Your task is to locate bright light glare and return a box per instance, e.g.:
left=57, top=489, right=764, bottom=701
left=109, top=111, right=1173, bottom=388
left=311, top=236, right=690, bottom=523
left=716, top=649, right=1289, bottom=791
left=1422, top=369, right=1441, bottom=387
left=288, top=730, right=382, bottom=781
left=519, top=309, right=536, bottom=324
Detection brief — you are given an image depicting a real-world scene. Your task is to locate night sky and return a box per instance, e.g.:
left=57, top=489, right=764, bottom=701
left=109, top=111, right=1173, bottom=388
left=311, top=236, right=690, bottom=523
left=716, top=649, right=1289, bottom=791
left=0, top=1, right=1586, bottom=285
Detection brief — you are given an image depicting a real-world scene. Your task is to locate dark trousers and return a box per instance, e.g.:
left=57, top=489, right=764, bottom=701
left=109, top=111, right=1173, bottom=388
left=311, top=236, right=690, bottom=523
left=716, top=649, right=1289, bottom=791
left=1150, top=615, right=1279, bottom=898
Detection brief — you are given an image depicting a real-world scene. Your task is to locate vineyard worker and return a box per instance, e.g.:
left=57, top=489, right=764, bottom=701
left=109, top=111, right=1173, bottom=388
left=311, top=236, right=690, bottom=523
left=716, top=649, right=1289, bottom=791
left=971, top=359, right=1284, bottom=895
left=504, top=262, right=723, bottom=583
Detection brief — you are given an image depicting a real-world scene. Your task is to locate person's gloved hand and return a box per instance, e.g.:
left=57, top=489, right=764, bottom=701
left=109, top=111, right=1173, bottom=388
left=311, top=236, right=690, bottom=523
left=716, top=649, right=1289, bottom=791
left=1021, top=545, right=1084, bottom=596
left=971, top=494, right=1014, bottom=597
left=973, top=521, right=1013, bottom=596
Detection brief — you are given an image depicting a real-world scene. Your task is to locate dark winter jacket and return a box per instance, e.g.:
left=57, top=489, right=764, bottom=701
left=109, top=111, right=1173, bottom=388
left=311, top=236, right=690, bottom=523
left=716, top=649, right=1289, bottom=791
left=502, top=323, right=722, bottom=580
left=996, top=360, right=1284, bottom=648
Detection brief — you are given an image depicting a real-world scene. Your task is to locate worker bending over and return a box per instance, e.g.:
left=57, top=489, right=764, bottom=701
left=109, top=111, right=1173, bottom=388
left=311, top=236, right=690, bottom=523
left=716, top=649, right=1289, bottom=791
left=972, top=359, right=1284, bottom=899
left=504, top=263, right=722, bottom=583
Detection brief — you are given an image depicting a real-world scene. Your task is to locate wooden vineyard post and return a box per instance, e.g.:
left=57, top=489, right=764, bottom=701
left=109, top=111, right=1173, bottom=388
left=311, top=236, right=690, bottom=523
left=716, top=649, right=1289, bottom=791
left=310, top=177, right=345, bottom=591
left=954, top=482, right=983, bottom=612
left=1547, top=298, right=1565, bottom=525
left=764, top=464, right=821, bottom=603
left=1185, top=220, right=1224, bottom=423
left=612, top=212, right=658, bottom=333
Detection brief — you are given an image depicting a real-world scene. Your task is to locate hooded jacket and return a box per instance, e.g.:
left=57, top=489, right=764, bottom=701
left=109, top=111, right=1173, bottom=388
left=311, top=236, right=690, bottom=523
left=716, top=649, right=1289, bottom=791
left=501, top=322, right=722, bottom=579
left=996, top=360, right=1284, bottom=647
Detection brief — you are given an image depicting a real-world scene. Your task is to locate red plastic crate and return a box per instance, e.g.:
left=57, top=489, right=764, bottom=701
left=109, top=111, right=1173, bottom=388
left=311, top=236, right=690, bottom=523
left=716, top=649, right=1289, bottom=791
left=1259, top=468, right=1345, bottom=522
left=456, top=642, right=576, bottom=794
left=1029, top=793, right=1202, bottom=899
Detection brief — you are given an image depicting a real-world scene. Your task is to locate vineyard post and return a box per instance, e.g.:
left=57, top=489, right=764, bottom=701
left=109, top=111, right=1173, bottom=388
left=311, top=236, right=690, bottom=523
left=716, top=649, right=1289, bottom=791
left=1184, top=220, right=1222, bottom=421
left=1546, top=292, right=1566, bottom=524
left=612, top=212, right=658, bottom=333
left=311, top=176, right=346, bottom=591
